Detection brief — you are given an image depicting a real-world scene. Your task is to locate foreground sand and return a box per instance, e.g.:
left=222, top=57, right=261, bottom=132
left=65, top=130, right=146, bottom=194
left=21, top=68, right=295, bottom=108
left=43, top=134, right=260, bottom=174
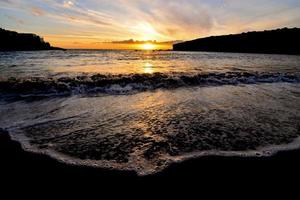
left=1, top=128, right=300, bottom=188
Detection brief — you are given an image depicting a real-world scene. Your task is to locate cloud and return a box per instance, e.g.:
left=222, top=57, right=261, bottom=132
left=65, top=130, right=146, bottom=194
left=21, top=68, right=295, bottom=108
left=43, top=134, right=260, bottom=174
left=30, top=7, right=45, bottom=16
left=1, top=0, right=300, bottom=48
left=5, top=14, right=25, bottom=24
left=63, top=1, right=74, bottom=8
left=149, top=1, right=214, bottom=38
left=0, top=0, right=14, bottom=4
left=107, top=39, right=182, bottom=45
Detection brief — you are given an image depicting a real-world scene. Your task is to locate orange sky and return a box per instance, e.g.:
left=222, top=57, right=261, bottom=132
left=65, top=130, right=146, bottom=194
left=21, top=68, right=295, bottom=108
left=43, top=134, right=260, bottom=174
left=1, top=0, right=300, bottom=49
left=45, top=36, right=174, bottom=50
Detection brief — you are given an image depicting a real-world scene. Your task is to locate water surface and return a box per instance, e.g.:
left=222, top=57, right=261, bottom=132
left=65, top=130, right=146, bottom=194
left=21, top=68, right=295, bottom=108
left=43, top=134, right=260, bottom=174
left=0, top=50, right=300, bottom=175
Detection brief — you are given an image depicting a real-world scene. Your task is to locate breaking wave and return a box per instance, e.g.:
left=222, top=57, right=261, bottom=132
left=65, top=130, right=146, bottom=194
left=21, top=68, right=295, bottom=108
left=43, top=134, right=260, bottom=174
left=1, top=72, right=300, bottom=97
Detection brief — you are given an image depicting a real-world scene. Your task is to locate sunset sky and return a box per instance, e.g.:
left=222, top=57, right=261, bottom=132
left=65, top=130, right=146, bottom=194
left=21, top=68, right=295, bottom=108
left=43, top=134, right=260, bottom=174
left=1, top=0, right=300, bottom=49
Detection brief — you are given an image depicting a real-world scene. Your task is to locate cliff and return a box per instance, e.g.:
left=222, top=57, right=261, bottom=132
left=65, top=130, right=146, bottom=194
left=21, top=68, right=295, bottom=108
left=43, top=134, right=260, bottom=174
left=0, top=28, right=63, bottom=51
left=173, top=28, right=300, bottom=55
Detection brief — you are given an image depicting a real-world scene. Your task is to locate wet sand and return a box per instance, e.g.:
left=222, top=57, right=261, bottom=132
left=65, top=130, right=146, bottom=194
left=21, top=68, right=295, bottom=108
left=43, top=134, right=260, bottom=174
left=1, top=128, right=300, bottom=188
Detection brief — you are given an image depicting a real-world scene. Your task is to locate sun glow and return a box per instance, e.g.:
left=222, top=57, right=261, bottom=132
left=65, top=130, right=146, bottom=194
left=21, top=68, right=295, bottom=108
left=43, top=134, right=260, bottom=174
left=142, top=43, right=156, bottom=50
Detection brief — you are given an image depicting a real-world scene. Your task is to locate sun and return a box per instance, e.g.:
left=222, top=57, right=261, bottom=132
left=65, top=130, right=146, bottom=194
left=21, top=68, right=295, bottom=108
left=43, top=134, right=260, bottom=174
left=142, top=43, right=155, bottom=50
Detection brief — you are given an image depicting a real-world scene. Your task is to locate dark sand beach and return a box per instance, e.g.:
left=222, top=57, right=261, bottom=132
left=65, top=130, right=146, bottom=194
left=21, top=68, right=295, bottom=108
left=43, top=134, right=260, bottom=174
left=1, top=128, right=300, bottom=189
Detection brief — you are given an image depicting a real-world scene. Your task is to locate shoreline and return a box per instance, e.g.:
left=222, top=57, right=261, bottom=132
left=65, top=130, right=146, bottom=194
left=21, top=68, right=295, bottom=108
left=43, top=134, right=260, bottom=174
left=1, top=129, right=300, bottom=184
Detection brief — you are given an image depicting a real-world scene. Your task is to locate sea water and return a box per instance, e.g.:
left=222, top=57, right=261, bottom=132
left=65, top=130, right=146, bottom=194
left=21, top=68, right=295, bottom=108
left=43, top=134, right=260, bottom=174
left=0, top=50, right=300, bottom=175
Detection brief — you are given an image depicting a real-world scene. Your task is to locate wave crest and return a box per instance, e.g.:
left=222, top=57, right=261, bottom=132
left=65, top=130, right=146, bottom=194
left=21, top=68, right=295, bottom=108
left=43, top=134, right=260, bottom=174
left=1, top=72, right=299, bottom=97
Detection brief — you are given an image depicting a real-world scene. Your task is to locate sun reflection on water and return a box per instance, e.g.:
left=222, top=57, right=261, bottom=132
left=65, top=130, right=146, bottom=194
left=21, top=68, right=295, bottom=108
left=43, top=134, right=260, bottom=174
left=143, top=63, right=154, bottom=74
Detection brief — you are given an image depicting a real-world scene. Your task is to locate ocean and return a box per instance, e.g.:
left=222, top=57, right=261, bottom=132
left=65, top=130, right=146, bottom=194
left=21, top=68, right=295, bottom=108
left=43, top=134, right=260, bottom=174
left=0, top=50, right=300, bottom=175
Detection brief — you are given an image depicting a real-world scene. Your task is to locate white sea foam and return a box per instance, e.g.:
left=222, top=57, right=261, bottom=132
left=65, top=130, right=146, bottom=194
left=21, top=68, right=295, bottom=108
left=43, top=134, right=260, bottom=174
left=1, top=83, right=300, bottom=175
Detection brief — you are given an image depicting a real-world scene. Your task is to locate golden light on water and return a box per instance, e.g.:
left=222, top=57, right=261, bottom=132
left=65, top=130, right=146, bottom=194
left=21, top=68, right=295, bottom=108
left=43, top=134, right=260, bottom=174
left=143, top=63, right=154, bottom=73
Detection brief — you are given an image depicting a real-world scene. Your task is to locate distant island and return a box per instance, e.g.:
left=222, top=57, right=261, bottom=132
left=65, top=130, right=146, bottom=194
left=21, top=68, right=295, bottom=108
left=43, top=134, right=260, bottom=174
left=0, top=28, right=63, bottom=51
left=173, top=28, right=300, bottom=55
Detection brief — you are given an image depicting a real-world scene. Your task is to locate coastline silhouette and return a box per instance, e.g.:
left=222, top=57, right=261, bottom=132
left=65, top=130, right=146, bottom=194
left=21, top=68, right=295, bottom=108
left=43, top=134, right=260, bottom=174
left=173, top=28, right=300, bottom=55
left=2, top=27, right=300, bottom=54
left=0, top=28, right=63, bottom=51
